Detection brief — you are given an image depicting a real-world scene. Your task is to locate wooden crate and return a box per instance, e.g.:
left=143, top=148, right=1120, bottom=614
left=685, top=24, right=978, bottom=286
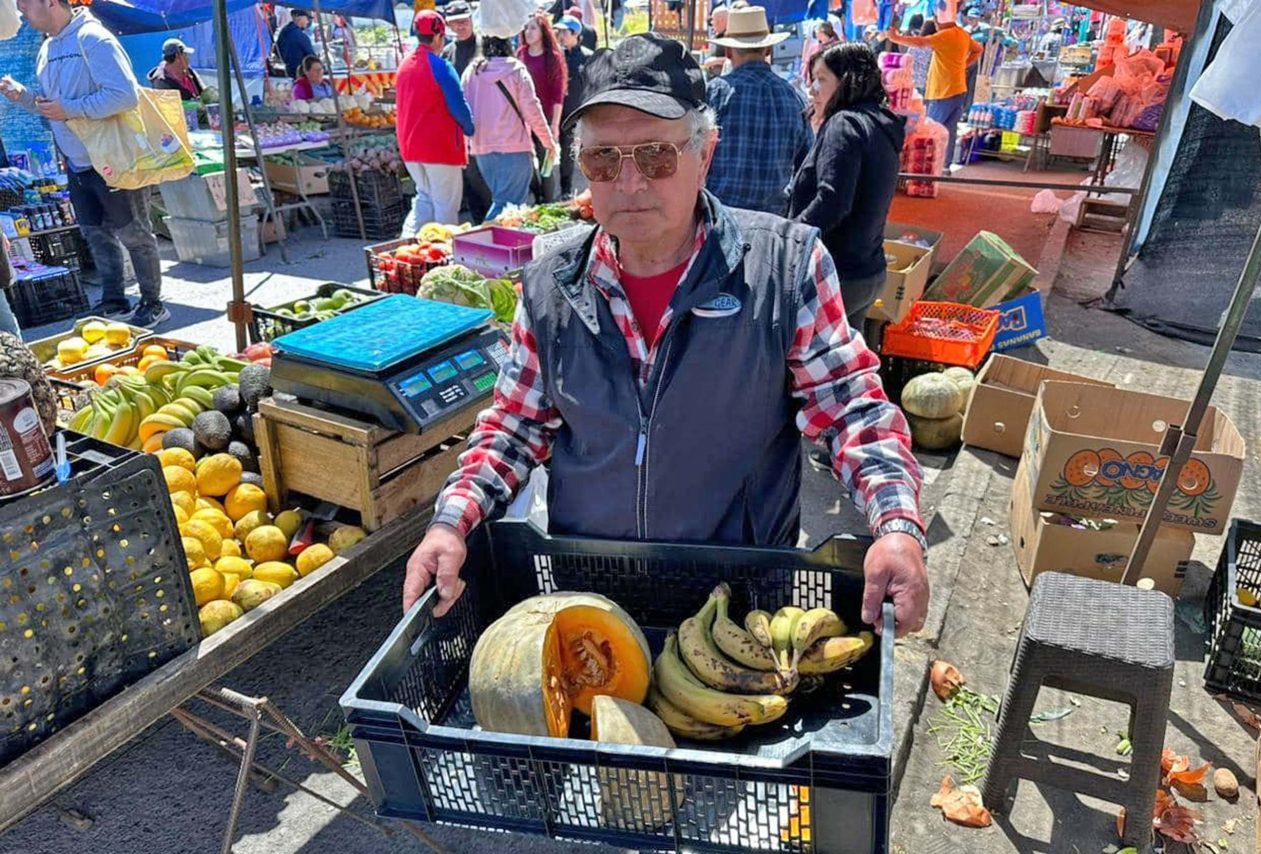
left=1075, top=197, right=1130, bottom=233
left=254, top=397, right=474, bottom=531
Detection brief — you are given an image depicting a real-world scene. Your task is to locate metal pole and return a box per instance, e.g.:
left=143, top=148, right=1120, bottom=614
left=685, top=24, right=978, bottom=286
left=228, top=36, right=291, bottom=263
left=686, top=0, right=697, bottom=51
left=213, top=0, right=248, bottom=353
left=1121, top=221, right=1261, bottom=583
left=312, top=0, right=367, bottom=240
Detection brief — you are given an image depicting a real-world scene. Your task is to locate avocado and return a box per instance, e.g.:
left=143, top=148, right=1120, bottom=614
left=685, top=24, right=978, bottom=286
left=162, top=427, right=199, bottom=457
left=234, top=411, right=255, bottom=444
left=192, top=410, right=232, bottom=451
left=238, top=364, right=272, bottom=411
left=227, top=440, right=258, bottom=473
left=333, top=288, right=356, bottom=305
left=213, top=385, right=243, bottom=416
left=239, top=471, right=265, bottom=488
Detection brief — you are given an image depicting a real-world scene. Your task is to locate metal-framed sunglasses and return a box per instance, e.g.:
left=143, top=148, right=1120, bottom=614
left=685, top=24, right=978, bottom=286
left=577, top=140, right=695, bottom=182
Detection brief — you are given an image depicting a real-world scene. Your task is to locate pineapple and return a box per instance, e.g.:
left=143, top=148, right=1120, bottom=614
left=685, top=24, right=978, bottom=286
left=0, top=332, right=58, bottom=437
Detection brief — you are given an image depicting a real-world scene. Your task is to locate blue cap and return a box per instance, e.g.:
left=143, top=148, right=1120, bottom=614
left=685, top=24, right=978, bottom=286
left=558, top=15, right=583, bottom=34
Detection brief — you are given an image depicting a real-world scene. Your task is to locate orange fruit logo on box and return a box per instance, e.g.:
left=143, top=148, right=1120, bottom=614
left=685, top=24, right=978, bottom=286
left=1048, top=447, right=1220, bottom=521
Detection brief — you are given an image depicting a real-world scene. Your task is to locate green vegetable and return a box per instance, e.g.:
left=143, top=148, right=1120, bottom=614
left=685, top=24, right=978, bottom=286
left=418, top=265, right=520, bottom=323
left=487, top=279, right=518, bottom=323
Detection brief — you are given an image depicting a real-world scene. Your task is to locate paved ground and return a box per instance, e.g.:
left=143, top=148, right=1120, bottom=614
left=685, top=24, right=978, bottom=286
left=9, top=177, right=1261, bottom=853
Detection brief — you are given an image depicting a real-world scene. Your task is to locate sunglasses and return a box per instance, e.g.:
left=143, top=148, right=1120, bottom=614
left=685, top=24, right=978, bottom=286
left=577, top=141, right=692, bottom=183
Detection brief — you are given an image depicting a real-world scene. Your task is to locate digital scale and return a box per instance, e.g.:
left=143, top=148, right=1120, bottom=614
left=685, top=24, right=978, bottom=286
left=270, top=295, right=510, bottom=434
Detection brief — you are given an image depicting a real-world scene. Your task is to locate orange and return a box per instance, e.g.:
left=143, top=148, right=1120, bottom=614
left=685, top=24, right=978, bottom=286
left=142, top=344, right=169, bottom=360
left=94, top=363, right=120, bottom=386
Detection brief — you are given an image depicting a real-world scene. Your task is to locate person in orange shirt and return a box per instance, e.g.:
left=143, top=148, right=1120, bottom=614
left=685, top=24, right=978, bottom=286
left=887, top=10, right=982, bottom=168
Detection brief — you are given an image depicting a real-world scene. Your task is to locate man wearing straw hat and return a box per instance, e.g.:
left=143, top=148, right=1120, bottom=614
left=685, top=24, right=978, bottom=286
left=705, top=5, right=811, bottom=215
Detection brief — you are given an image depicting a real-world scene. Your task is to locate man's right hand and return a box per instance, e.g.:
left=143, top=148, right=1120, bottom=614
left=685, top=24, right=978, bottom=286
left=403, top=523, right=468, bottom=616
left=0, top=76, right=25, bottom=103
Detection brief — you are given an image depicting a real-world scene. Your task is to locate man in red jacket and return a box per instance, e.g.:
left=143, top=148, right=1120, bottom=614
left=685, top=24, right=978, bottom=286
left=396, top=11, right=475, bottom=233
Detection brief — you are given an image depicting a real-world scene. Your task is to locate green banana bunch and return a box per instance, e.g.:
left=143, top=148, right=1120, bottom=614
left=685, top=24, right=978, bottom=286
left=770, top=607, right=805, bottom=674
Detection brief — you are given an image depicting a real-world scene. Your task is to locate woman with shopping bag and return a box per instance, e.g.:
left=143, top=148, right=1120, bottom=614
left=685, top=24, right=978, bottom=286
left=0, top=0, right=172, bottom=327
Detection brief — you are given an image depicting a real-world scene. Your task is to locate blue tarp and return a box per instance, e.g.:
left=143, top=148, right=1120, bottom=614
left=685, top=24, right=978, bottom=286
left=120, top=7, right=272, bottom=80
left=89, top=0, right=396, bottom=35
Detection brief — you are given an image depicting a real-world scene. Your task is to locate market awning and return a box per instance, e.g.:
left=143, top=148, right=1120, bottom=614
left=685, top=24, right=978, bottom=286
left=1069, top=0, right=1201, bottom=33
left=88, top=0, right=397, bottom=35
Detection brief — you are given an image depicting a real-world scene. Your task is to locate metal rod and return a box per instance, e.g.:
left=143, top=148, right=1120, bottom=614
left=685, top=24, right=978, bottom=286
left=313, top=0, right=367, bottom=240
left=686, top=0, right=697, bottom=51
left=228, top=35, right=291, bottom=264
left=170, top=707, right=280, bottom=792
left=896, top=172, right=1140, bottom=194
left=213, top=0, right=247, bottom=353
left=1121, top=219, right=1261, bottom=583
left=220, top=705, right=262, bottom=854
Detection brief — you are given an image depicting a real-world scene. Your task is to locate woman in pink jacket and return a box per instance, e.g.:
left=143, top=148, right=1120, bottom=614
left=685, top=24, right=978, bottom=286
left=462, top=37, right=559, bottom=221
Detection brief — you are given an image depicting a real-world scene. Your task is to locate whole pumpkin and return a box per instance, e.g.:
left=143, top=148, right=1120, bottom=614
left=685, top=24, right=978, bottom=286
left=901, top=373, right=965, bottom=420
left=469, top=592, right=652, bottom=738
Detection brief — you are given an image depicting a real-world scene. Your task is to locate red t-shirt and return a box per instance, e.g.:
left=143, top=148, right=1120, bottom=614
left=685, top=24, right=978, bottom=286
left=621, top=259, right=689, bottom=347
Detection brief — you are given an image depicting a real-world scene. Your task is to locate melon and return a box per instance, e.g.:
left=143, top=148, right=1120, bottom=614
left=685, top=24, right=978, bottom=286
left=907, top=412, right=964, bottom=451
left=901, top=372, right=964, bottom=419
left=941, top=367, right=977, bottom=414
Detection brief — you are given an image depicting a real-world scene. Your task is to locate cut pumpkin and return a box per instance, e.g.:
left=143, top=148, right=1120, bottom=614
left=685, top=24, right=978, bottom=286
left=469, top=592, right=652, bottom=738
left=591, top=695, right=680, bottom=831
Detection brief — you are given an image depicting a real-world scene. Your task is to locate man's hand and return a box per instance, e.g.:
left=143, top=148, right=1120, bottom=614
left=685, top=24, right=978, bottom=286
left=403, top=523, right=468, bottom=616
left=0, top=76, right=25, bottom=103
left=861, top=532, right=929, bottom=637
left=36, top=99, right=67, bottom=121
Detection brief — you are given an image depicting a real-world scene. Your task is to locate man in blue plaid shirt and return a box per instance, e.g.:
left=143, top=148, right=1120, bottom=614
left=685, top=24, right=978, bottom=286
left=705, top=6, right=812, bottom=215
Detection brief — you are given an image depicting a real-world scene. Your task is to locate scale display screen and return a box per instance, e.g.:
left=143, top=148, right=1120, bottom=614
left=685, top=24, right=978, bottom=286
left=473, top=372, right=497, bottom=393
left=399, top=371, right=432, bottom=396
left=428, top=361, right=457, bottom=384
left=456, top=350, right=485, bottom=370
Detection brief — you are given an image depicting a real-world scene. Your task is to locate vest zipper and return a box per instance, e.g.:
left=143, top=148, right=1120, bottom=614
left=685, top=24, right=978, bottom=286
left=635, top=335, right=675, bottom=539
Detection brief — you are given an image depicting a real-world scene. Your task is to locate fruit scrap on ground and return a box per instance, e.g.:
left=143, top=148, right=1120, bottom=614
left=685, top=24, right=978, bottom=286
left=930, top=659, right=966, bottom=702
left=930, top=775, right=993, bottom=828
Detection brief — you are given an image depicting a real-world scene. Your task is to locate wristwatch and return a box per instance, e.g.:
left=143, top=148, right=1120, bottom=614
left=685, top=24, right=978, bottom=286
left=873, top=519, right=928, bottom=557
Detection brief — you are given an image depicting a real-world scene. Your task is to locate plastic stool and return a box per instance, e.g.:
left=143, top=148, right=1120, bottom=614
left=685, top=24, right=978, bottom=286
left=982, top=572, right=1174, bottom=850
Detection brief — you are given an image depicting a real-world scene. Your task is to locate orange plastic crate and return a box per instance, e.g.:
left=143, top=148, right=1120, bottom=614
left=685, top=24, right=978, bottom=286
left=881, top=301, right=1000, bottom=368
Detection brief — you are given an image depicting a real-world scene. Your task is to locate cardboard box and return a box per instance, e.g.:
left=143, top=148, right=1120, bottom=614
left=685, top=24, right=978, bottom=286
left=1011, top=456, right=1193, bottom=597
left=962, top=355, right=1112, bottom=458
left=883, top=222, right=944, bottom=255
left=871, top=241, right=931, bottom=324
left=991, top=287, right=1048, bottom=352
left=264, top=154, right=331, bottom=196
left=925, top=231, right=1038, bottom=307
left=1022, top=381, right=1246, bottom=535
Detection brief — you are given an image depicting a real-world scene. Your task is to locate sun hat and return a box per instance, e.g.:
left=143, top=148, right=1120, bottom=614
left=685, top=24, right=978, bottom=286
left=711, top=6, right=789, bottom=49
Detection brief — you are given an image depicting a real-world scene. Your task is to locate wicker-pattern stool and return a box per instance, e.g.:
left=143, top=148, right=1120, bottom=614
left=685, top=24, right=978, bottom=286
left=982, top=572, right=1174, bottom=850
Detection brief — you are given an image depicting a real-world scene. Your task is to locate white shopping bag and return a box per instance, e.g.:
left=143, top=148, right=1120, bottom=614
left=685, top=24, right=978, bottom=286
left=503, top=466, right=549, bottom=529
left=477, top=0, right=539, bottom=39
left=0, top=0, right=20, bottom=41
left=1190, top=1, right=1261, bottom=129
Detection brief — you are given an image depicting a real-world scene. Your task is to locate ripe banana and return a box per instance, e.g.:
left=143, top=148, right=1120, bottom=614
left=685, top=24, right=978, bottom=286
left=102, top=400, right=136, bottom=447
left=647, top=688, right=745, bottom=741
left=790, top=608, right=847, bottom=669
left=797, top=632, right=875, bottom=676
left=744, top=610, right=774, bottom=648
left=144, top=360, right=184, bottom=385
left=654, top=634, right=788, bottom=728
left=678, top=590, right=794, bottom=695
left=770, top=607, right=805, bottom=673
left=158, top=403, right=196, bottom=426
left=172, top=396, right=205, bottom=416
left=139, top=413, right=186, bottom=442
left=712, top=587, right=778, bottom=672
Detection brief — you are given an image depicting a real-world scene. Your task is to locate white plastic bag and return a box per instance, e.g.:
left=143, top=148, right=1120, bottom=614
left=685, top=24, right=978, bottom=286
left=1030, top=189, right=1064, bottom=214
left=1191, top=0, right=1261, bottom=128
left=477, top=0, right=539, bottom=39
left=0, top=0, right=20, bottom=41
left=503, top=466, right=549, bottom=529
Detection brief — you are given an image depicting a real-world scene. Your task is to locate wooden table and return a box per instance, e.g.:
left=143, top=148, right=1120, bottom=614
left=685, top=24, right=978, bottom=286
left=0, top=510, right=427, bottom=832
left=1050, top=119, right=1156, bottom=186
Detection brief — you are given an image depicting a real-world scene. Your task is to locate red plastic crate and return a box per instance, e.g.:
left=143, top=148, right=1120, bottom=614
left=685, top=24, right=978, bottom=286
left=881, top=301, right=1000, bottom=368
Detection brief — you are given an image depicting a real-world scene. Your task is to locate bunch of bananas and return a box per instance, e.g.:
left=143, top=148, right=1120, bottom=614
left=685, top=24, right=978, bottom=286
left=649, top=584, right=873, bottom=741
left=68, top=346, right=241, bottom=452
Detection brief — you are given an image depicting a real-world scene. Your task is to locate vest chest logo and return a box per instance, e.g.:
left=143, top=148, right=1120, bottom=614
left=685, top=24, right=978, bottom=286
left=691, top=293, right=742, bottom=318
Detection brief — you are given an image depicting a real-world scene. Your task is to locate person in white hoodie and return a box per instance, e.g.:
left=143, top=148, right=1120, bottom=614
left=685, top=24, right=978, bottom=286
left=462, top=36, right=559, bottom=221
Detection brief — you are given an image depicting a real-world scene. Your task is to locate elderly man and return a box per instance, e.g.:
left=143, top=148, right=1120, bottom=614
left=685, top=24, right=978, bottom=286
left=439, top=1, right=476, bottom=78
left=148, top=38, right=204, bottom=101
left=706, top=5, right=811, bottom=215
left=404, top=34, right=929, bottom=638
left=277, top=8, right=317, bottom=79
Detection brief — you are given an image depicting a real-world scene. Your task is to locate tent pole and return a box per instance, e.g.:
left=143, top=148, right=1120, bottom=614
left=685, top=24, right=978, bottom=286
left=228, top=31, right=290, bottom=263
left=213, top=0, right=248, bottom=353
left=686, top=0, right=697, bottom=50
left=312, top=0, right=367, bottom=240
left=1121, top=219, right=1261, bottom=584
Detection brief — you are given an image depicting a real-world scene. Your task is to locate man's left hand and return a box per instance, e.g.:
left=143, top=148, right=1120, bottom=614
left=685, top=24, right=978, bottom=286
left=861, top=532, right=928, bottom=637
left=36, top=99, right=67, bottom=121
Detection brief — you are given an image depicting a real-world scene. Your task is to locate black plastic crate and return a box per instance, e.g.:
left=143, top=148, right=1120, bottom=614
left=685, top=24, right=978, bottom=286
left=342, top=520, right=894, bottom=854
left=1204, top=519, right=1261, bottom=701
left=28, top=229, right=86, bottom=272
left=0, top=433, right=199, bottom=766
left=329, top=169, right=405, bottom=208
left=331, top=199, right=407, bottom=241
left=4, top=268, right=88, bottom=328
left=249, top=282, right=384, bottom=343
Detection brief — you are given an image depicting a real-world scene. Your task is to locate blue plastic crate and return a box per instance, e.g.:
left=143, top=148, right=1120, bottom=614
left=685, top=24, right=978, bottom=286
left=341, top=520, right=895, bottom=853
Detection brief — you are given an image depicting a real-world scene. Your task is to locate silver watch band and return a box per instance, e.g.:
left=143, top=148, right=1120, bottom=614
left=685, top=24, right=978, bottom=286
left=873, top=520, right=928, bottom=555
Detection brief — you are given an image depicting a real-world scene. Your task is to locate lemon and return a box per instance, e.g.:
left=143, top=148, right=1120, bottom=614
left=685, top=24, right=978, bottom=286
left=157, top=447, right=197, bottom=472
left=171, top=491, right=196, bottom=516
left=245, top=525, right=289, bottom=563
left=196, top=454, right=243, bottom=498
left=1238, top=587, right=1258, bottom=608
left=222, top=573, right=241, bottom=599
left=224, top=483, right=268, bottom=522
left=190, top=567, right=225, bottom=606
left=296, top=544, right=335, bottom=577
left=199, top=600, right=244, bottom=636
left=196, top=496, right=226, bottom=515
left=215, top=556, right=254, bottom=579
left=218, top=538, right=243, bottom=559
left=172, top=505, right=189, bottom=526
left=163, top=465, right=197, bottom=496
left=192, top=508, right=234, bottom=540
left=183, top=518, right=224, bottom=562
left=274, top=509, right=304, bottom=539
left=182, top=536, right=208, bottom=569
left=57, top=336, right=89, bottom=365
left=234, top=509, right=272, bottom=543
left=81, top=320, right=107, bottom=344
left=253, top=561, right=299, bottom=589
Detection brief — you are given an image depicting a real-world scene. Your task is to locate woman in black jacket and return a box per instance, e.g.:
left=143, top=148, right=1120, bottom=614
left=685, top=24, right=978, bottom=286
left=789, top=43, right=905, bottom=330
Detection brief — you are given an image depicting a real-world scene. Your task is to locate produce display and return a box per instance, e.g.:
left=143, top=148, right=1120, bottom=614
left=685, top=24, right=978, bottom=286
left=900, top=368, right=975, bottom=451
left=240, top=121, right=330, bottom=149
left=253, top=287, right=376, bottom=341
left=43, top=320, right=137, bottom=370
left=338, top=136, right=405, bottom=175
left=467, top=585, right=873, bottom=746
left=492, top=190, right=593, bottom=232
left=342, top=105, right=397, bottom=129
left=418, top=264, right=517, bottom=323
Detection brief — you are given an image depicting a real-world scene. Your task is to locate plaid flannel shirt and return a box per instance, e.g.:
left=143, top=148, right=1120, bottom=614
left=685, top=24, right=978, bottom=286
left=705, top=62, right=813, bottom=215
left=432, top=220, right=924, bottom=538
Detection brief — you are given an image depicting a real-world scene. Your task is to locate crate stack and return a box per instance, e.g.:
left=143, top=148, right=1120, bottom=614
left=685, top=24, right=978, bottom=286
left=157, top=171, right=262, bottom=267
left=329, top=169, right=408, bottom=240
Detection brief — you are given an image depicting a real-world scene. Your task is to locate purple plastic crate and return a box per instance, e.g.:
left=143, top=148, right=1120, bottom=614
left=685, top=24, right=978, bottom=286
left=453, top=226, right=535, bottom=277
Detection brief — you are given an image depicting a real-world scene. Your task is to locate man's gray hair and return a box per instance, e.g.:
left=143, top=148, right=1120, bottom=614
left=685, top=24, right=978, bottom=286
left=571, top=105, right=719, bottom=159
